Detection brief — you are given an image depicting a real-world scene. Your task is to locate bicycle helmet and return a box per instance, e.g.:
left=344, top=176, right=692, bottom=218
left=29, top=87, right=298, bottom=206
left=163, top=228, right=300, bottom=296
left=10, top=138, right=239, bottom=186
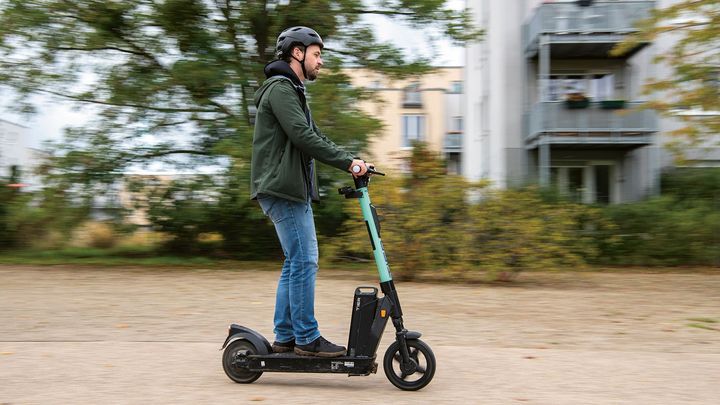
left=276, top=26, right=324, bottom=80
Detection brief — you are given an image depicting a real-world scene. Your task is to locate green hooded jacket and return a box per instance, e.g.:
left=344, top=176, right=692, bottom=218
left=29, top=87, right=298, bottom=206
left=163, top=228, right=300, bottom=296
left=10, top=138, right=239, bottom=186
left=250, top=61, right=355, bottom=203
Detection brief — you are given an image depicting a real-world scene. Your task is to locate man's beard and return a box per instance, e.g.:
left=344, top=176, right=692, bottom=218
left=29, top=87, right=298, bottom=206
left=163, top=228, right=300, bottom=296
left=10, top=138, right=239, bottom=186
left=305, top=64, right=319, bottom=81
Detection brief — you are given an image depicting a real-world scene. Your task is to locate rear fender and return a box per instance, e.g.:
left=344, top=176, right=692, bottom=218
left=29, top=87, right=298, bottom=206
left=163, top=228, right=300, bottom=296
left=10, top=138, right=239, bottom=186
left=220, top=324, right=271, bottom=354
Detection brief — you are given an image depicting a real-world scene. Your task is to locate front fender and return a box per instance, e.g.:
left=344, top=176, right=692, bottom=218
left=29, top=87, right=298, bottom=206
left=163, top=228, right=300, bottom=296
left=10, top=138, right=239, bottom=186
left=405, top=331, right=422, bottom=340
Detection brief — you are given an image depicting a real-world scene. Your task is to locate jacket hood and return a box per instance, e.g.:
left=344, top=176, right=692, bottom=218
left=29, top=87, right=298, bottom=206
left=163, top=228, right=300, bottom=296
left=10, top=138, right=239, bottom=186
left=264, top=59, right=303, bottom=85
left=254, top=60, right=305, bottom=107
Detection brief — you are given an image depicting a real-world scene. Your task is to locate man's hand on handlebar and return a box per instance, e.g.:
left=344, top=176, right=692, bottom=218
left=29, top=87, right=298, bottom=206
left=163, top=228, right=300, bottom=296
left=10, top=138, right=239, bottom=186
left=348, top=159, right=375, bottom=178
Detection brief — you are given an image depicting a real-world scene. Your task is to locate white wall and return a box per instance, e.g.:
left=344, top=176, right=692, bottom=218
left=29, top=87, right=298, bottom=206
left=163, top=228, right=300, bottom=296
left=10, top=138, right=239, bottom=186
left=0, top=119, right=30, bottom=175
left=0, top=119, right=43, bottom=189
left=463, top=0, right=485, bottom=182
left=464, top=0, right=527, bottom=187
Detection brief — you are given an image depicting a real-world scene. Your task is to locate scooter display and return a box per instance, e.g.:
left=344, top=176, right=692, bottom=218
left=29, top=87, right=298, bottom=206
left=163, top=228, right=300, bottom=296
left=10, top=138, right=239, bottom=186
left=221, top=167, right=436, bottom=391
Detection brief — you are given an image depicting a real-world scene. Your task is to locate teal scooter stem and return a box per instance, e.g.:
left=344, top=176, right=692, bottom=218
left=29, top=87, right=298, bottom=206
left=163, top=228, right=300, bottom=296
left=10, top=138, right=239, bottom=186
left=340, top=168, right=404, bottom=323
left=346, top=167, right=392, bottom=283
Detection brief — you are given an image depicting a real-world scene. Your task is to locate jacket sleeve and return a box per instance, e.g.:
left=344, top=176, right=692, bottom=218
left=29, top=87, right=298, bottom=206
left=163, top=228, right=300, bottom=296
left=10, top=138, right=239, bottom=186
left=311, top=121, right=360, bottom=160
left=268, top=83, right=355, bottom=171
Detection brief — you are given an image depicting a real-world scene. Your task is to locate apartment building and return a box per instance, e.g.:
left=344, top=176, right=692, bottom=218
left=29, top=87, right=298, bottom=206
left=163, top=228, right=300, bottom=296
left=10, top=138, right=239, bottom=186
left=345, top=67, right=464, bottom=173
left=464, top=0, right=715, bottom=203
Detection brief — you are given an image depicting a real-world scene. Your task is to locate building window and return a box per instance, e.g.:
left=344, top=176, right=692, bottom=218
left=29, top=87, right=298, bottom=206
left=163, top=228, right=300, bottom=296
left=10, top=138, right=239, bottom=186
left=450, top=116, right=463, bottom=133
left=402, top=114, right=425, bottom=146
left=550, top=166, right=585, bottom=203
left=449, top=81, right=463, bottom=94
left=403, top=82, right=422, bottom=107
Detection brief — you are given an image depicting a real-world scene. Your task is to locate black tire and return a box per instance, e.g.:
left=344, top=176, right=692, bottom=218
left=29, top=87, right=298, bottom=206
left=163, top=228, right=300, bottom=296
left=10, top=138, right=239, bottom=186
left=222, top=339, right=263, bottom=384
left=383, top=339, right=436, bottom=391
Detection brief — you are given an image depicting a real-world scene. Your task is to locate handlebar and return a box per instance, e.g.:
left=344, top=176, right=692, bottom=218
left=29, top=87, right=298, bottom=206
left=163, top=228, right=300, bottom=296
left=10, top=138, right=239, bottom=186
left=351, top=164, right=385, bottom=177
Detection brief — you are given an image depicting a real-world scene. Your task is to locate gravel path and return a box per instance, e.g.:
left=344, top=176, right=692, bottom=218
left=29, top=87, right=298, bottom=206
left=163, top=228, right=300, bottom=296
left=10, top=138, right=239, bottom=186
left=1, top=266, right=719, bottom=404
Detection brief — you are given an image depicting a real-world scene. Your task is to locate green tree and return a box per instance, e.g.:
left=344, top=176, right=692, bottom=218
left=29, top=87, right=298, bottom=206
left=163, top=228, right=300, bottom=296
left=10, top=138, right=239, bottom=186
left=0, top=0, right=481, bottom=250
left=613, top=0, right=719, bottom=161
left=0, top=0, right=481, bottom=179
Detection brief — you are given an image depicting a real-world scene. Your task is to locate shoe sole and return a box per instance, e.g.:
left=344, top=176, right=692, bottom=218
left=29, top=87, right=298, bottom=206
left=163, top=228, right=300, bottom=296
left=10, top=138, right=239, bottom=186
left=272, top=346, right=294, bottom=353
left=294, top=348, right=346, bottom=358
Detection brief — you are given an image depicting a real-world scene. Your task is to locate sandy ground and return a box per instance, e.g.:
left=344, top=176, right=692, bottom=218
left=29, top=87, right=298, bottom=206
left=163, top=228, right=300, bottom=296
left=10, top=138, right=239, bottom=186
left=1, top=265, right=719, bottom=404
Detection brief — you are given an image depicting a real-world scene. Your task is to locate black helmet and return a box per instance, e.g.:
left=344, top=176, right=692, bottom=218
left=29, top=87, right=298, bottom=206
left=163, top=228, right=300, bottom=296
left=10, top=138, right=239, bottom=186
left=276, top=26, right=324, bottom=59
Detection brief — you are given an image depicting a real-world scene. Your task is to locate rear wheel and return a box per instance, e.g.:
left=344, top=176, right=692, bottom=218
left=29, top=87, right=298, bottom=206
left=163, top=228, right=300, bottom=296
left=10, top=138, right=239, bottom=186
left=222, top=339, right=262, bottom=384
left=383, top=339, right=436, bottom=391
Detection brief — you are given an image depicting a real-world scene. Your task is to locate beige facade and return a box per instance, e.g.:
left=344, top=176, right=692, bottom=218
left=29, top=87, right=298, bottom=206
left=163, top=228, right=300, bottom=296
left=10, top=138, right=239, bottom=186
left=344, top=67, right=463, bottom=171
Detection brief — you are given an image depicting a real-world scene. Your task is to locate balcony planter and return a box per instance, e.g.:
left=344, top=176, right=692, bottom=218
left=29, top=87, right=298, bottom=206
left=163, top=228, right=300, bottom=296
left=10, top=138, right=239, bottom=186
left=565, top=99, right=590, bottom=109
left=564, top=93, right=590, bottom=109
left=600, top=100, right=626, bottom=109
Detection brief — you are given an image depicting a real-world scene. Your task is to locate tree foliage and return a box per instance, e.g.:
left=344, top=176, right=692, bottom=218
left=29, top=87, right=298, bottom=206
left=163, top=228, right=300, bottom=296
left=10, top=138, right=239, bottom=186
left=0, top=0, right=481, bottom=247
left=0, top=0, right=481, bottom=180
left=613, top=0, right=719, bottom=161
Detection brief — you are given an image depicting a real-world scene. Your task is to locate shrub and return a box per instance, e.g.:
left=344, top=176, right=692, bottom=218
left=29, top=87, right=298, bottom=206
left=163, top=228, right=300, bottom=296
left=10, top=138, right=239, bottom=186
left=328, top=143, right=606, bottom=281
left=467, top=186, right=610, bottom=281
left=592, top=168, right=720, bottom=266
left=70, top=221, right=118, bottom=249
left=598, top=196, right=720, bottom=266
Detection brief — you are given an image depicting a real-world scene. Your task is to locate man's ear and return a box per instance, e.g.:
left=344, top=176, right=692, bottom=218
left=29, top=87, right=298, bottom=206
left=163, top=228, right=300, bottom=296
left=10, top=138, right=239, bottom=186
left=292, top=46, right=304, bottom=59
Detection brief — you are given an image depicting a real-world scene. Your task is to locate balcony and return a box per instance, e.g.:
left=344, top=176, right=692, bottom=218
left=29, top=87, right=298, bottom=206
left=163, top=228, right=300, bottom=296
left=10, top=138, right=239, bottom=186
left=524, top=1, right=655, bottom=59
left=525, top=101, right=657, bottom=148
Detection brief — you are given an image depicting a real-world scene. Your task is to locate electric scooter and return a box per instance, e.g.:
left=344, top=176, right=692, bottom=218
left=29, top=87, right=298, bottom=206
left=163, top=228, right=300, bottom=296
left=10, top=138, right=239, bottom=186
left=221, top=167, right=436, bottom=391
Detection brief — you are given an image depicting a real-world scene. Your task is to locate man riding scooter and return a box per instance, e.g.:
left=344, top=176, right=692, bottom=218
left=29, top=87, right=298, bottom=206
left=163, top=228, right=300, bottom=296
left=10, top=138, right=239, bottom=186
left=250, top=26, right=374, bottom=357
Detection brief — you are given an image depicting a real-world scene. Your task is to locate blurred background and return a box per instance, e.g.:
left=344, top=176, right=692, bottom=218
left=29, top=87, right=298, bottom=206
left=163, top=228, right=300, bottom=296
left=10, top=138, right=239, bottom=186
left=0, top=0, right=718, bottom=280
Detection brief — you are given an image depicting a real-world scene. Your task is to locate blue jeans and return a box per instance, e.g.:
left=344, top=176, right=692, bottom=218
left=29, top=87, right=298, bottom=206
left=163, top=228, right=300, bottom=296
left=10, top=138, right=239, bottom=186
left=257, top=194, right=321, bottom=345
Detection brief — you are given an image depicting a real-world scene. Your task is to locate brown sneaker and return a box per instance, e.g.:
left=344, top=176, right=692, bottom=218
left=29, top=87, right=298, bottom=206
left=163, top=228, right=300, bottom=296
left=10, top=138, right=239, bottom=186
left=294, top=336, right=346, bottom=357
left=271, top=340, right=295, bottom=353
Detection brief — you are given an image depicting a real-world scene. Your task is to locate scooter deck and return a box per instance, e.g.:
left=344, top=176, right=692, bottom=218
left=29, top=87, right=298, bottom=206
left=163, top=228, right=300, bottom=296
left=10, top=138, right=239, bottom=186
left=244, top=352, right=378, bottom=375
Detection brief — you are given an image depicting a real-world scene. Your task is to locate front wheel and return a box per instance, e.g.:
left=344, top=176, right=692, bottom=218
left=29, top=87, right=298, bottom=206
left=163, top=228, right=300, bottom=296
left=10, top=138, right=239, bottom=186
left=383, top=339, right=436, bottom=391
left=222, top=339, right=263, bottom=384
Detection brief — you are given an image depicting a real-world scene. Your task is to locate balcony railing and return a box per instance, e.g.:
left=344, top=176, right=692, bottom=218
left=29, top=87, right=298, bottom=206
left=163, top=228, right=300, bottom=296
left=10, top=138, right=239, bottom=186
left=526, top=101, right=657, bottom=146
left=524, top=1, right=655, bottom=57
left=444, top=133, right=462, bottom=150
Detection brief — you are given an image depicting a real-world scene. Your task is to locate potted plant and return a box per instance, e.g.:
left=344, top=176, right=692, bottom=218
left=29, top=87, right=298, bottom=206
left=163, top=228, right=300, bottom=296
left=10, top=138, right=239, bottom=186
left=564, top=92, right=590, bottom=109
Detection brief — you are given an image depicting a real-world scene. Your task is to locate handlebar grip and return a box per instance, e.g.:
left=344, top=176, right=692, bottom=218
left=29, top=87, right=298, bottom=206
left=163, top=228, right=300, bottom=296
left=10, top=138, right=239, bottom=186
left=349, top=163, right=385, bottom=176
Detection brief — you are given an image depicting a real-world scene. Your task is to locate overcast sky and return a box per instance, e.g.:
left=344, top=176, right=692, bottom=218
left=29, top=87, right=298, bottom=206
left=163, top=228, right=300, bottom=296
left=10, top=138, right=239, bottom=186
left=0, top=3, right=465, bottom=148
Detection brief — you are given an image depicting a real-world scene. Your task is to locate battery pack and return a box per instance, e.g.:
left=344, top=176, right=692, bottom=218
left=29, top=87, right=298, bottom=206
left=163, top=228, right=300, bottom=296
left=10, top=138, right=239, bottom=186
left=347, top=286, right=379, bottom=357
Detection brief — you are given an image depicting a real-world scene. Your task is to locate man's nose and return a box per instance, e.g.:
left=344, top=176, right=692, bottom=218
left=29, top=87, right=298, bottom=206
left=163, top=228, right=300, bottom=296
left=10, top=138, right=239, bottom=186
left=317, top=58, right=323, bottom=67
